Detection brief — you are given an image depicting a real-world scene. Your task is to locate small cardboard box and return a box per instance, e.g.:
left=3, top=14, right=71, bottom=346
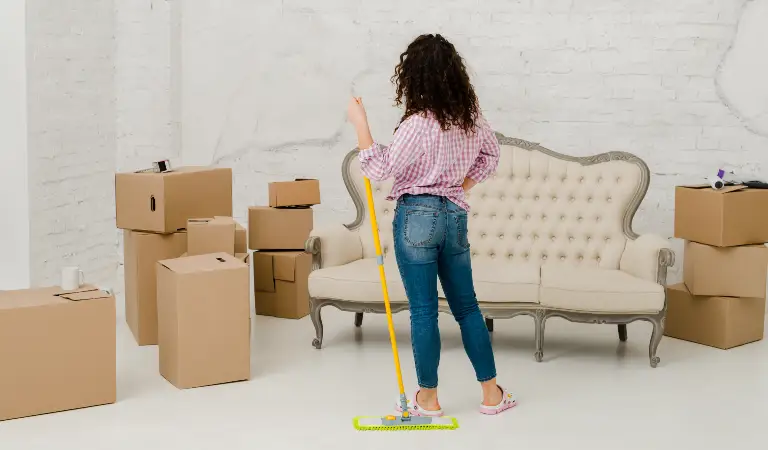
left=248, top=206, right=313, bottom=250
left=232, top=219, right=248, bottom=254
left=116, top=166, right=233, bottom=233
left=124, top=229, right=187, bottom=345
left=156, top=253, right=250, bottom=389
left=664, top=283, right=765, bottom=349
left=253, top=251, right=311, bottom=319
left=675, top=185, right=768, bottom=247
left=684, top=241, right=768, bottom=298
left=0, top=286, right=116, bottom=421
left=187, top=217, right=236, bottom=256
left=268, top=179, right=320, bottom=207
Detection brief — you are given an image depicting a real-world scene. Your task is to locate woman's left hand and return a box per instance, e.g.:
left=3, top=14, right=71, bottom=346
left=347, top=97, right=368, bottom=129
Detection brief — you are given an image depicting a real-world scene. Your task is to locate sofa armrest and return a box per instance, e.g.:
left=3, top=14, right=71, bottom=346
left=620, top=234, right=676, bottom=285
left=305, top=223, right=363, bottom=270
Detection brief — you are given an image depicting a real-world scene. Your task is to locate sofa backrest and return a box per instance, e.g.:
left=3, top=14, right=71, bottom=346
left=343, top=135, right=649, bottom=269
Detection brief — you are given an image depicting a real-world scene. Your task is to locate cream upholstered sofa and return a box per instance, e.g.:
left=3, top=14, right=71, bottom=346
left=305, top=135, right=675, bottom=367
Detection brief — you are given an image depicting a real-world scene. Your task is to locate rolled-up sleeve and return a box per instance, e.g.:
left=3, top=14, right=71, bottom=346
left=358, top=115, right=426, bottom=181
left=465, top=118, right=500, bottom=183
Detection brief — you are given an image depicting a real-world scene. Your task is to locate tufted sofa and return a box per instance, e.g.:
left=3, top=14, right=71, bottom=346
left=305, top=135, right=675, bottom=367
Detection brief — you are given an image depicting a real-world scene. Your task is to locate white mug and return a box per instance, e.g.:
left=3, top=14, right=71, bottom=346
left=61, top=267, right=84, bottom=291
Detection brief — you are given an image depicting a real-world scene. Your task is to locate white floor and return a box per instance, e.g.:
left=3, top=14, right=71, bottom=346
left=1, top=308, right=766, bottom=449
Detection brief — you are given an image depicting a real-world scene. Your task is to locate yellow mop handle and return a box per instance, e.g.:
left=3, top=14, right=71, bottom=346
left=363, top=177, right=406, bottom=398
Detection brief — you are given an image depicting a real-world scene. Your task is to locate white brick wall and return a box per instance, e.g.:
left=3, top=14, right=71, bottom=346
left=179, top=0, right=768, bottom=282
left=25, top=0, right=117, bottom=288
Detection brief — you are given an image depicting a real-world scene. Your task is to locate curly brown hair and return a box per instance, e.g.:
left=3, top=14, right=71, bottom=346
left=392, top=34, right=479, bottom=133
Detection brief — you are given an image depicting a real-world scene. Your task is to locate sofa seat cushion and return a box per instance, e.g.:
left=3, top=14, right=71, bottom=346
left=468, top=261, right=540, bottom=303
left=539, top=264, right=664, bottom=313
left=309, top=258, right=540, bottom=304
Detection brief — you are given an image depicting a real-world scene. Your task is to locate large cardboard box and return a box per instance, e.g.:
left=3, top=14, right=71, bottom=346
left=268, top=179, right=320, bottom=207
left=253, top=251, right=311, bottom=319
left=124, top=229, right=187, bottom=345
left=187, top=217, right=236, bottom=256
left=0, top=286, right=116, bottom=421
left=248, top=206, right=313, bottom=250
left=156, top=253, right=250, bottom=389
left=684, top=241, right=768, bottom=298
left=675, top=185, right=768, bottom=247
left=116, top=167, right=233, bottom=233
left=664, top=283, right=765, bottom=349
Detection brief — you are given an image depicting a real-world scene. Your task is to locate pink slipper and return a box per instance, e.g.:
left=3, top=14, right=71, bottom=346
left=394, top=390, right=444, bottom=417
left=479, top=386, right=517, bottom=415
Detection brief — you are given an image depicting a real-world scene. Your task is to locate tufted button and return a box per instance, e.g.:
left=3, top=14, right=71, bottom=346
left=507, top=253, right=513, bottom=259
left=471, top=252, right=477, bottom=257
left=597, top=177, right=603, bottom=184
left=605, top=237, right=611, bottom=242
left=490, top=252, right=496, bottom=259
left=578, top=255, right=584, bottom=261
left=480, top=233, right=487, bottom=238
left=560, top=255, right=566, bottom=261
left=597, top=257, right=602, bottom=262
left=534, top=195, right=540, bottom=201
left=523, top=253, right=529, bottom=259
left=587, top=236, right=592, bottom=242
left=577, top=216, right=583, bottom=222
left=517, top=234, right=522, bottom=240
left=542, top=214, right=548, bottom=221
left=533, top=234, right=539, bottom=240
left=500, top=195, right=506, bottom=201
left=517, top=195, right=523, bottom=201
left=561, top=176, right=567, bottom=182
left=607, top=196, right=612, bottom=202
left=498, top=233, right=505, bottom=239
left=596, top=216, right=602, bottom=222
left=490, top=213, right=496, bottom=219
left=383, top=209, right=389, bottom=215
left=526, top=175, right=531, bottom=180
left=552, top=196, right=558, bottom=201
left=569, top=196, right=575, bottom=203
left=473, top=213, right=478, bottom=218
left=544, top=176, right=548, bottom=181
left=579, top=177, right=585, bottom=183
left=550, top=235, right=556, bottom=241
left=616, top=177, right=622, bottom=183
left=508, top=213, right=514, bottom=220
left=560, top=215, right=566, bottom=221
left=587, top=197, right=593, bottom=203
left=542, top=254, right=548, bottom=261
left=568, top=236, right=574, bottom=242
left=525, top=214, right=531, bottom=220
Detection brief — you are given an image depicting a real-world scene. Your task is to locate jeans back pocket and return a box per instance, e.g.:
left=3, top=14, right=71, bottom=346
left=404, top=209, right=439, bottom=247
left=455, top=214, right=470, bottom=249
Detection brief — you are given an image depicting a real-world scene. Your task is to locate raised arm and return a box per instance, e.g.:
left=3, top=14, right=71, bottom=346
left=357, top=115, right=427, bottom=181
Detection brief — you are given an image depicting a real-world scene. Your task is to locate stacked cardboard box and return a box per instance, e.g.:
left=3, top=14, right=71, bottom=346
left=116, top=166, right=234, bottom=346
left=0, top=286, right=116, bottom=421
left=249, top=179, right=318, bottom=319
left=669, top=185, right=768, bottom=349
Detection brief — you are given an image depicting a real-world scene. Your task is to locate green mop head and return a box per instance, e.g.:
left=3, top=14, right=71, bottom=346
left=353, top=415, right=459, bottom=431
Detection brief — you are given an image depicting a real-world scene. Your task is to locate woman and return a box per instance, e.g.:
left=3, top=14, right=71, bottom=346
left=346, top=33, right=516, bottom=416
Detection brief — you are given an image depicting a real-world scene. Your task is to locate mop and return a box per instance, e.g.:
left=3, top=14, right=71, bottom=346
left=352, top=168, right=459, bottom=431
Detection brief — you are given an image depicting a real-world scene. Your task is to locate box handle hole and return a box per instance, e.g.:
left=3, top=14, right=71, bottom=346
left=150, top=195, right=156, bottom=212
left=216, top=257, right=226, bottom=262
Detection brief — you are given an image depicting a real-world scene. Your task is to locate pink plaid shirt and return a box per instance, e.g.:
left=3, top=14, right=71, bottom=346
left=358, top=112, right=500, bottom=211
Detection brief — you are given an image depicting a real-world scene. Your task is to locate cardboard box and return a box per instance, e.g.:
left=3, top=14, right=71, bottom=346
left=187, top=217, right=236, bottom=256
left=684, top=241, right=768, bottom=298
left=156, top=253, right=250, bottom=389
left=116, top=166, right=233, bottom=233
left=675, top=185, right=768, bottom=247
left=248, top=206, right=313, bottom=250
left=252, top=251, right=311, bottom=319
left=233, top=220, right=247, bottom=254
left=124, top=229, right=187, bottom=345
left=0, top=286, right=116, bottom=421
left=664, top=283, right=765, bottom=349
left=268, top=179, right=320, bottom=207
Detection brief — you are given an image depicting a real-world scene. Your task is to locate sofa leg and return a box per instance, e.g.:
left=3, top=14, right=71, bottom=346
left=534, top=311, right=546, bottom=362
left=649, top=317, right=664, bottom=368
left=310, top=298, right=325, bottom=349
left=485, top=318, right=494, bottom=332
left=618, top=324, right=628, bottom=342
left=354, top=312, right=364, bottom=328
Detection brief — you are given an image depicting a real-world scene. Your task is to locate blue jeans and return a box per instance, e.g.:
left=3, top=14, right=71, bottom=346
left=393, top=194, right=497, bottom=389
